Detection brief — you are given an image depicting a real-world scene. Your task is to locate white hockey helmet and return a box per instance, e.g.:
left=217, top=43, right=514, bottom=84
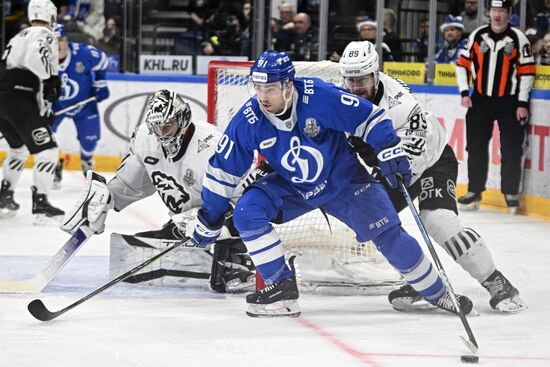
left=339, top=41, right=380, bottom=97
left=145, top=89, right=192, bottom=158
left=27, top=0, right=57, bottom=29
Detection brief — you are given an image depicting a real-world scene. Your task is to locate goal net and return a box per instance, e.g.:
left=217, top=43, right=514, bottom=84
left=207, top=61, right=402, bottom=294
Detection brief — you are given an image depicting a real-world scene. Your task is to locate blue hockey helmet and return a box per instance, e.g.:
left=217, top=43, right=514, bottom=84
left=53, top=23, right=67, bottom=38
left=250, top=50, right=295, bottom=84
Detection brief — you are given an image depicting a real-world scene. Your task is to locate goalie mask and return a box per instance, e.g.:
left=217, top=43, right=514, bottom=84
left=145, top=90, right=192, bottom=158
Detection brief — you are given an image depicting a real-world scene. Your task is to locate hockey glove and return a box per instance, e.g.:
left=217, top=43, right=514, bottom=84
left=43, top=76, right=62, bottom=103
left=94, top=85, right=110, bottom=103
left=347, top=136, right=377, bottom=167
left=376, top=138, right=412, bottom=188
left=185, top=209, right=225, bottom=248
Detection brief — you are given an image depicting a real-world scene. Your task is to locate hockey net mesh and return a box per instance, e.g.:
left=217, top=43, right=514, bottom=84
left=209, top=61, right=402, bottom=292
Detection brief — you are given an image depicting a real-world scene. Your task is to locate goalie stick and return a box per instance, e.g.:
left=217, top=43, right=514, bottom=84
left=398, top=179, right=479, bottom=354
left=28, top=238, right=192, bottom=322
left=0, top=227, right=93, bottom=293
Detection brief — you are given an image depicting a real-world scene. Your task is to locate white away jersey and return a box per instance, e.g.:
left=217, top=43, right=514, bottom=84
left=4, top=26, right=59, bottom=80
left=375, top=72, right=447, bottom=181
left=108, top=120, right=224, bottom=216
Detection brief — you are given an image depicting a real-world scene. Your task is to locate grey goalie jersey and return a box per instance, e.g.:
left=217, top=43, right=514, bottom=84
left=3, top=26, right=59, bottom=115
left=375, top=72, right=447, bottom=182
left=108, top=120, right=226, bottom=215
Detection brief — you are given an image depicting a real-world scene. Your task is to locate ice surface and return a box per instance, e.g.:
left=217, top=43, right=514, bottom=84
left=1, top=170, right=549, bottom=367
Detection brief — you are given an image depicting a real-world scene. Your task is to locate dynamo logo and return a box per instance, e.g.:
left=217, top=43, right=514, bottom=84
left=59, top=73, right=80, bottom=101
left=281, top=136, right=324, bottom=184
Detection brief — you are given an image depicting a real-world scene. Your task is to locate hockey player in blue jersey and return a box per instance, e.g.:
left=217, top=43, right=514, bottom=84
left=51, top=23, right=109, bottom=185
left=187, top=50, right=473, bottom=317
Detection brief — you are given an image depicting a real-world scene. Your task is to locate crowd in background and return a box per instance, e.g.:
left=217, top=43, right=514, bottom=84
left=4, top=0, right=550, bottom=66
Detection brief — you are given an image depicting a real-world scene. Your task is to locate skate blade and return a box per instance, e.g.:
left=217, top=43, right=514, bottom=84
left=495, top=296, right=527, bottom=314
left=246, top=300, right=301, bottom=318
left=458, top=202, right=480, bottom=211
left=33, top=214, right=64, bottom=226
left=0, top=209, right=18, bottom=218
left=391, top=298, right=437, bottom=312
left=507, top=207, right=518, bottom=215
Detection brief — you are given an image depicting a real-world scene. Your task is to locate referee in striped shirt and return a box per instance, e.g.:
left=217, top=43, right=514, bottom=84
left=456, top=0, right=535, bottom=213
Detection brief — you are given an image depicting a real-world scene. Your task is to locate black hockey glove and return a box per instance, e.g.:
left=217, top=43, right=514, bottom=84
left=43, top=76, right=62, bottom=103
left=348, top=136, right=378, bottom=167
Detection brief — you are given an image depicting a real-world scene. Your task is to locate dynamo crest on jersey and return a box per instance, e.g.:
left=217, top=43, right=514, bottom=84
left=281, top=136, right=324, bottom=184
left=60, top=73, right=80, bottom=101
left=303, top=118, right=320, bottom=138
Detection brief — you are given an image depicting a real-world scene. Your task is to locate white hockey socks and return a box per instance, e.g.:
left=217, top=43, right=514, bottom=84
left=421, top=208, right=496, bottom=283
left=2, top=146, right=29, bottom=188
left=33, top=147, right=59, bottom=196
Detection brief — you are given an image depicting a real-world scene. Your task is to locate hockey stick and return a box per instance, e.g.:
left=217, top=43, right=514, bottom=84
left=54, top=96, right=96, bottom=116
left=27, top=238, right=191, bottom=322
left=398, top=179, right=479, bottom=353
left=0, top=227, right=93, bottom=293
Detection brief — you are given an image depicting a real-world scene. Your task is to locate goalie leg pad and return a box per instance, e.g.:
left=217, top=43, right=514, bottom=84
left=62, top=171, right=113, bottom=234
left=110, top=232, right=211, bottom=288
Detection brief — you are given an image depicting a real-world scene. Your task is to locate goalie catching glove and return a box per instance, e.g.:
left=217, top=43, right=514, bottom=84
left=61, top=171, right=114, bottom=234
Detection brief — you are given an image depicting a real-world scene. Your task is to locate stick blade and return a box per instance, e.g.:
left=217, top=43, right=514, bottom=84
left=28, top=299, right=57, bottom=322
left=461, top=336, right=479, bottom=354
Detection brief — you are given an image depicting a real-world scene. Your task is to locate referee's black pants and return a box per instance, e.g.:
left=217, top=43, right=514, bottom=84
left=465, top=94, right=526, bottom=195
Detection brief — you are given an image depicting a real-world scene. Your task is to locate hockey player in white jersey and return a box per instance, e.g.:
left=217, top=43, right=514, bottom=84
left=339, top=40, right=525, bottom=313
left=0, top=0, right=65, bottom=224
left=187, top=50, right=474, bottom=318
left=61, top=90, right=255, bottom=292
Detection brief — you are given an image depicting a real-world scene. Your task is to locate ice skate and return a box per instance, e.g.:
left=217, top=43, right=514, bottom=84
left=482, top=270, right=526, bottom=313
left=245, top=275, right=301, bottom=318
left=0, top=179, right=20, bottom=218
left=458, top=192, right=481, bottom=211
left=432, top=290, right=474, bottom=316
left=52, top=158, right=64, bottom=190
left=31, top=186, right=65, bottom=225
left=504, top=194, right=520, bottom=215
left=388, top=284, right=437, bottom=312
left=222, top=269, right=256, bottom=292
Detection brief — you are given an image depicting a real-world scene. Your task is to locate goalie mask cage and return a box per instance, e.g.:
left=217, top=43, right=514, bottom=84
left=207, top=60, right=402, bottom=294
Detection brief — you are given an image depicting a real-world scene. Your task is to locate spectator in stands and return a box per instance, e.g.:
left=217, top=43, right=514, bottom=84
left=535, top=0, right=550, bottom=34
left=273, top=2, right=296, bottom=52
left=460, top=0, right=489, bottom=35
left=541, top=31, right=550, bottom=65
left=4, top=0, right=27, bottom=42
left=412, top=17, right=430, bottom=62
left=526, top=28, right=543, bottom=65
left=289, top=12, right=318, bottom=61
left=383, top=8, right=402, bottom=61
left=435, top=15, right=467, bottom=64
left=240, top=0, right=252, bottom=56
left=357, top=17, right=393, bottom=61
left=201, top=14, right=243, bottom=56
left=97, top=16, right=120, bottom=55
left=62, top=0, right=105, bottom=43
left=509, top=13, right=520, bottom=27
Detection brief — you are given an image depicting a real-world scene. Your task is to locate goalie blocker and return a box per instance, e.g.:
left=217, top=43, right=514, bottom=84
left=109, top=221, right=255, bottom=293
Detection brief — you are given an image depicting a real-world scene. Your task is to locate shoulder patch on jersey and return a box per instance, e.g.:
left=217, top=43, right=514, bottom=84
left=197, top=139, right=209, bottom=153
left=388, top=96, right=401, bottom=109
left=184, top=168, right=195, bottom=186
left=504, top=41, right=515, bottom=56
left=479, top=40, right=489, bottom=53
left=304, top=118, right=320, bottom=137
left=144, top=156, right=159, bottom=165
left=259, top=137, right=277, bottom=149
left=75, top=61, right=85, bottom=73
left=522, top=43, right=532, bottom=58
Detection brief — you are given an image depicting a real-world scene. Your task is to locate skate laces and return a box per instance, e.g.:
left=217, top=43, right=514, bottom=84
left=484, top=274, right=505, bottom=297
left=436, top=291, right=454, bottom=310
left=464, top=192, right=477, bottom=199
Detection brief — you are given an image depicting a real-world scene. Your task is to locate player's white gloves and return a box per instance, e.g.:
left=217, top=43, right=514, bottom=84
left=376, top=138, right=412, bottom=188
left=184, top=209, right=224, bottom=248
left=61, top=171, right=114, bottom=234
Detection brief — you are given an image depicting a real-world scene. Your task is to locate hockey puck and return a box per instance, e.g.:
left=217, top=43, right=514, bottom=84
left=461, top=355, right=479, bottom=363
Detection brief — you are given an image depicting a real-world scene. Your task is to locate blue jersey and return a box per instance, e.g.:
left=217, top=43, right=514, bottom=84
left=434, top=38, right=467, bottom=64
left=201, top=77, right=399, bottom=223
left=53, top=42, right=108, bottom=116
